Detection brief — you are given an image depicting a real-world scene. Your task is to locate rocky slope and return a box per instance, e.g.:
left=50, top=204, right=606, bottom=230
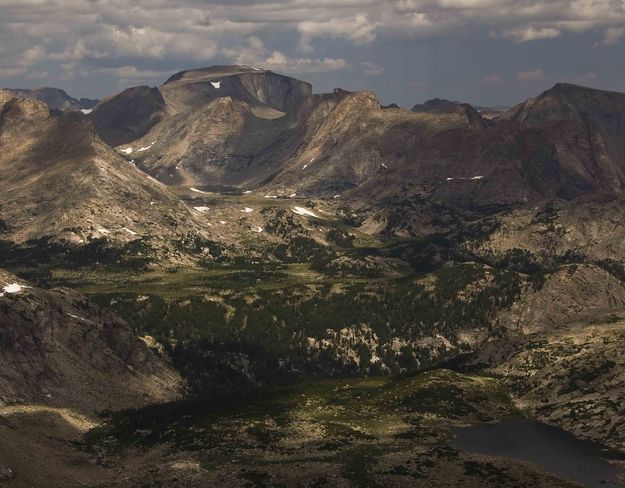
left=298, top=82, right=625, bottom=207
left=461, top=194, right=625, bottom=266
left=501, top=83, right=625, bottom=197
left=0, top=268, right=182, bottom=487
left=90, top=85, right=168, bottom=148
left=496, top=264, right=625, bottom=334
left=0, top=268, right=182, bottom=413
left=490, top=312, right=625, bottom=452
left=0, top=90, right=216, bottom=260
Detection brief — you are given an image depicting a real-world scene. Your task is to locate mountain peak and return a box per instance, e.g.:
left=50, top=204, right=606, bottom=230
left=412, top=98, right=462, bottom=113
left=542, top=82, right=625, bottom=100
left=544, top=82, right=593, bottom=97
left=163, top=65, right=270, bottom=86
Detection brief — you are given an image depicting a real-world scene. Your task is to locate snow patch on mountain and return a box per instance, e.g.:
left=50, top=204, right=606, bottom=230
left=66, top=313, right=86, bottom=321
left=446, top=175, right=484, bottom=181
left=292, top=207, right=319, bottom=218
left=1, top=282, right=28, bottom=297
left=138, top=142, right=155, bottom=152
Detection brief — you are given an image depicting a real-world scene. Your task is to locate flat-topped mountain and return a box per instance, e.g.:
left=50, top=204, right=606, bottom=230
left=91, top=65, right=312, bottom=147
left=412, top=98, right=508, bottom=119
left=161, top=65, right=312, bottom=113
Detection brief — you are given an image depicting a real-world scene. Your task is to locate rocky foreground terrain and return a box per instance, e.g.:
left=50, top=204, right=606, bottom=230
left=2, top=67, right=625, bottom=486
left=0, top=268, right=181, bottom=487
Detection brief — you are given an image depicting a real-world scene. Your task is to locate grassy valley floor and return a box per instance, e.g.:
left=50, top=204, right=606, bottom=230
left=84, top=369, right=587, bottom=488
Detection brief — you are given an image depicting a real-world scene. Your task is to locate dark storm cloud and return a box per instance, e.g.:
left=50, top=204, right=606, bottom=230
left=0, top=0, right=624, bottom=104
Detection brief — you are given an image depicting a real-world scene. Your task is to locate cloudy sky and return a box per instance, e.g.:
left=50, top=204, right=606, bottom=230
left=1, top=0, right=624, bottom=107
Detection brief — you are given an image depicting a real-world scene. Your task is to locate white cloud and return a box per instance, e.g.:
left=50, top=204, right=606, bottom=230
left=48, top=41, right=89, bottom=61
left=0, top=44, right=46, bottom=78
left=26, top=69, right=51, bottom=80
left=0, top=67, right=28, bottom=77
left=516, top=68, right=545, bottom=81
left=223, top=36, right=348, bottom=74
left=480, top=74, right=503, bottom=85
left=0, top=0, right=624, bottom=86
left=94, top=66, right=173, bottom=80
left=360, top=62, right=385, bottom=75
left=502, top=26, right=561, bottom=42
left=598, top=26, right=625, bottom=46
left=297, top=14, right=377, bottom=52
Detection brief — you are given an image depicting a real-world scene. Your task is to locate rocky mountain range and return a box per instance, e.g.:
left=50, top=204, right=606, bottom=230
left=85, top=69, right=625, bottom=210
left=3, top=66, right=625, bottom=487
left=4, top=87, right=98, bottom=112
left=0, top=89, right=217, bottom=265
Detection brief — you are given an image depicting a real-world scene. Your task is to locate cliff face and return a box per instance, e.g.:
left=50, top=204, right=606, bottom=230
left=91, top=65, right=312, bottom=148
left=90, top=65, right=313, bottom=187
left=91, top=85, right=167, bottom=147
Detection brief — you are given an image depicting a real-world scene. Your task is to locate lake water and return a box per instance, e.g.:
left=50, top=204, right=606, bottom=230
left=452, top=421, right=625, bottom=487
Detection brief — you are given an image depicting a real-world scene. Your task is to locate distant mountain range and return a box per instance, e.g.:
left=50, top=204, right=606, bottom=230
left=3, top=87, right=98, bottom=112
left=3, top=67, right=625, bottom=247
left=412, top=97, right=509, bottom=118
left=85, top=68, right=625, bottom=208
